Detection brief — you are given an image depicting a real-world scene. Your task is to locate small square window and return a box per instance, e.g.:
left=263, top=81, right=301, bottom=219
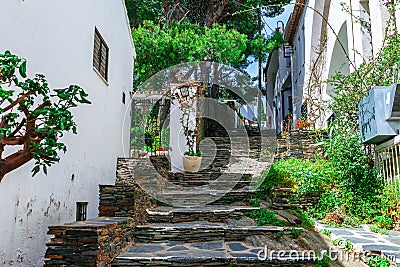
left=76, top=202, right=88, bottom=221
left=93, top=28, right=109, bottom=82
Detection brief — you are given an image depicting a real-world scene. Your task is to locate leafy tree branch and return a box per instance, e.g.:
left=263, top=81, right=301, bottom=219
left=0, top=51, right=90, bottom=181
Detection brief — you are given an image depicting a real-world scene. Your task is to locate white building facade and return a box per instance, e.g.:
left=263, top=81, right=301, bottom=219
left=0, top=0, right=135, bottom=265
left=266, top=0, right=396, bottom=133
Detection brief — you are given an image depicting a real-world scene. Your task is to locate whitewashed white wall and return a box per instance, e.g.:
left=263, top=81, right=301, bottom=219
left=0, top=0, right=134, bottom=266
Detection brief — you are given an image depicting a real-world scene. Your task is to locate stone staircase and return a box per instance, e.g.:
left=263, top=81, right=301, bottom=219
left=112, top=199, right=313, bottom=266
left=109, top=127, right=314, bottom=266
left=109, top=157, right=315, bottom=266
left=44, top=128, right=317, bottom=266
left=110, top=203, right=316, bottom=266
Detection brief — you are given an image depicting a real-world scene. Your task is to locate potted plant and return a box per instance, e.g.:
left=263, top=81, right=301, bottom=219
left=183, top=150, right=203, bottom=173
left=176, top=83, right=203, bottom=172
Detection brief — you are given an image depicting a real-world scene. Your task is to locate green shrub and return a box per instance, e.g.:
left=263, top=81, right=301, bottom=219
left=248, top=199, right=261, bottom=207
left=250, top=209, right=285, bottom=226
left=332, top=238, right=353, bottom=250
left=315, top=254, right=332, bottom=267
left=275, top=231, right=284, bottom=238
left=367, top=255, right=391, bottom=267
left=370, top=225, right=389, bottom=235
left=291, top=208, right=314, bottom=229
left=320, top=229, right=331, bottom=236
left=287, top=227, right=302, bottom=239
left=373, top=216, right=393, bottom=230
left=259, top=158, right=298, bottom=192
left=261, top=158, right=334, bottom=196
left=260, top=131, right=395, bottom=226
left=379, top=184, right=400, bottom=228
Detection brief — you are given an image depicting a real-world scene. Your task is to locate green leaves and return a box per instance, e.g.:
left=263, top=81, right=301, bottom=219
left=54, top=85, right=91, bottom=109
left=132, top=21, right=248, bottom=88
left=250, top=30, right=284, bottom=62
left=18, top=59, right=27, bottom=78
left=184, top=150, right=202, bottom=157
left=0, top=50, right=90, bottom=178
left=367, top=255, right=391, bottom=267
left=250, top=208, right=285, bottom=226
left=0, top=50, right=27, bottom=83
left=132, top=19, right=285, bottom=90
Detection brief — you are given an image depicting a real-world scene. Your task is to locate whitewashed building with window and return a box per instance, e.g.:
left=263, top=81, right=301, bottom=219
left=0, top=0, right=135, bottom=266
left=265, top=0, right=398, bottom=133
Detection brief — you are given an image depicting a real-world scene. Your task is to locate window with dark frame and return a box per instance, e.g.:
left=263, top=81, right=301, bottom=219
left=93, top=28, right=109, bottom=82
left=76, top=202, right=88, bottom=221
left=301, top=102, right=308, bottom=121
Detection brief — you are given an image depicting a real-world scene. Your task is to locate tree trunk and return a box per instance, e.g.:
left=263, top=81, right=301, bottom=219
left=0, top=150, right=33, bottom=182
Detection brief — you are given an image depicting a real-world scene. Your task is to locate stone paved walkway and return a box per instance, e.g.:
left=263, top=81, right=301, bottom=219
left=114, top=240, right=314, bottom=266
left=316, top=222, right=400, bottom=266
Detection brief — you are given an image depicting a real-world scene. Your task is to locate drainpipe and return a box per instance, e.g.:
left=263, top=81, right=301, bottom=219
left=258, top=3, right=262, bottom=127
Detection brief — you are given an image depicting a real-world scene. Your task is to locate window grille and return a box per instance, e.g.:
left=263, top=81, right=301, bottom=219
left=93, top=28, right=109, bottom=81
left=76, top=202, right=88, bottom=221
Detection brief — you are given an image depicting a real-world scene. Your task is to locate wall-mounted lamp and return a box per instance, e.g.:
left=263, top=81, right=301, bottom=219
left=277, top=20, right=284, bottom=33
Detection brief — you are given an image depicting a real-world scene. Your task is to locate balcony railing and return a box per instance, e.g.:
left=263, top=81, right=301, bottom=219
left=375, top=141, right=400, bottom=189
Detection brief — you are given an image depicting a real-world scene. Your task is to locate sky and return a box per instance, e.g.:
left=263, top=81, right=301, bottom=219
left=247, top=3, right=294, bottom=77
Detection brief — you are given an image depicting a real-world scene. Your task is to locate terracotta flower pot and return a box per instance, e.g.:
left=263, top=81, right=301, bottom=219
left=183, top=156, right=202, bottom=173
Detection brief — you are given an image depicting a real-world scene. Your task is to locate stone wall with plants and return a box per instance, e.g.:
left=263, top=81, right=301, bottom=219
left=271, top=187, right=320, bottom=210
left=275, top=130, right=326, bottom=161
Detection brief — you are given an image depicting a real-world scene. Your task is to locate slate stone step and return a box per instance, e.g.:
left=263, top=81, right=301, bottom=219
left=112, top=241, right=315, bottom=266
left=167, top=179, right=252, bottom=190
left=155, top=189, right=263, bottom=206
left=134, top=222, right=289, bottom=243
left=147, top=205, right=260, bottom=223
left=167, top=172, right=252, bottom=181
left=166, top=172, right=253, bottom=189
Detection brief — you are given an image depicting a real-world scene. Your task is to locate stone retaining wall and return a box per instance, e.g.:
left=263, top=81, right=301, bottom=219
left=116, top=157, right=170, bottom=185
left=44, top=217, right=134, bottom=267
left=115, top=157, right=137, bottom=185
left=99, top=184, right=151, bottom=223
left=275, top=130, right=327, bottom=161
left=271, top=187, right=320, bottom=210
